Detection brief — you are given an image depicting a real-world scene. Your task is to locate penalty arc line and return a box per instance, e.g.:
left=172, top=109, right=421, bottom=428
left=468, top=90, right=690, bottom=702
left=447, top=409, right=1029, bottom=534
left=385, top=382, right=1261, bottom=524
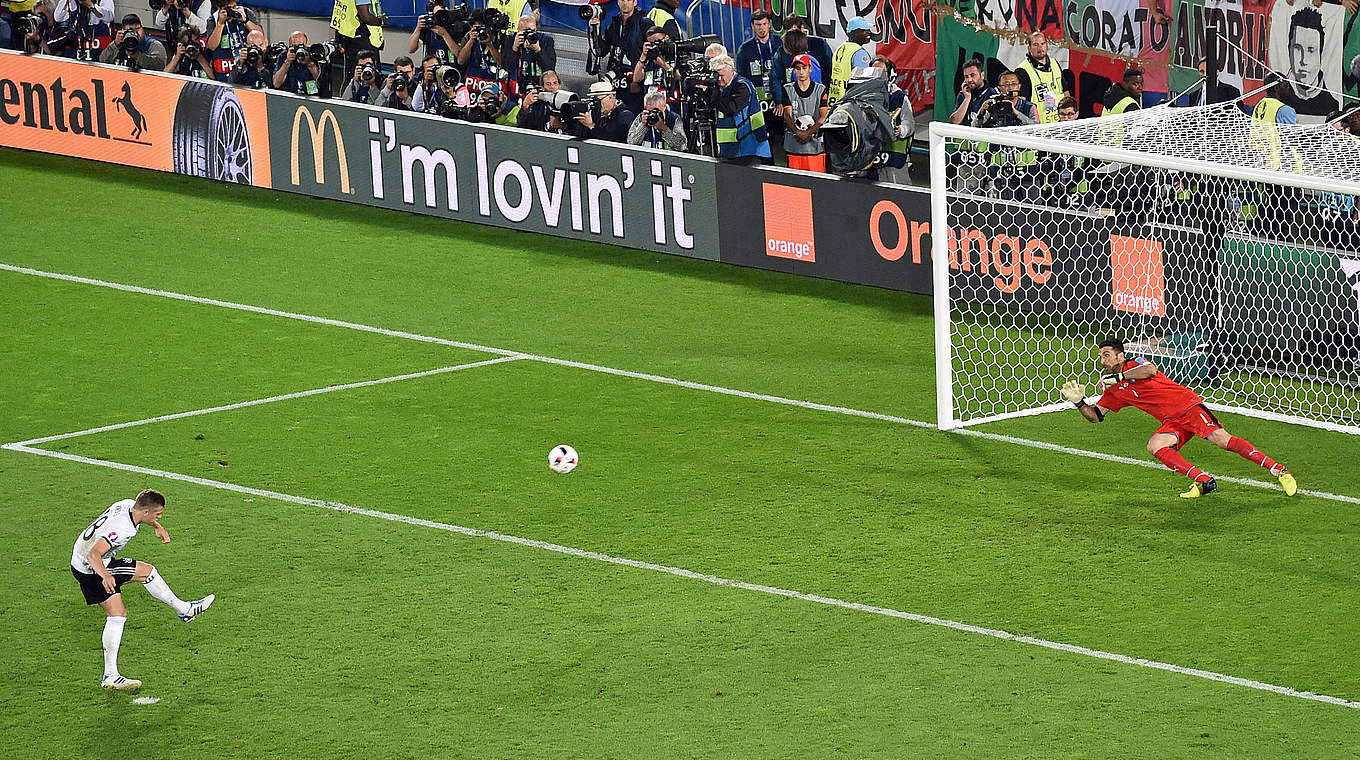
left=2, top=261, right=1357, bottom=509
left=4, top=442, right=1358, bottom=711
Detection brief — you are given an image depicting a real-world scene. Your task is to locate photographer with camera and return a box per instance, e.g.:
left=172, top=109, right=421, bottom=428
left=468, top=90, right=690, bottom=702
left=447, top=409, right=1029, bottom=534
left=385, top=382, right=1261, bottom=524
left=780, top=54, right=827, bottom=172
left=456, top=7, right=511, bottom=87
left=52, top=0, right=112, bottom=59
left=407, top=1, right=465, bottom=64
left=100, top=14, right=167, bottom=71
left=566, top=80, right=632, bottom=142
left=331, top=0, right=387, bottom=83
left=626, top=27, right=678, bottom=112
left=699, top=54, right=770, bottom=165
left=871, top=54, right=913, bottom=183
left=153, top=0, right=211, bottom=44
left=975, top=70, right=1036, bottom=128
left=376, top=55, right=417, bottom=110
left=165, top=25, right=214, bottom=78
left=14, top=1, right=70, bottom=56
left=206, top=0, right=261, bottom=80
left=412, top=53, right=441, bottom=111
left=273, top=30, right=329, bottom=97
left=627, top=89, right=686, bottom=151
left=340, top=48, right=381, bottom=103
left=227, top=28, right=273, bottom=88
left=517, top=70, right=570, bottom=132
left=588, top=0, right=645, bottom=94
left=503, top=13, right=554, bottom=91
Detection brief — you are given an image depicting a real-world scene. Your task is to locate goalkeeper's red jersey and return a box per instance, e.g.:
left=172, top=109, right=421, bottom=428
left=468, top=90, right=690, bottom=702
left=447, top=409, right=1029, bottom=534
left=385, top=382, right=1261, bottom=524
left=1096, top=357, right=1203, bottom=422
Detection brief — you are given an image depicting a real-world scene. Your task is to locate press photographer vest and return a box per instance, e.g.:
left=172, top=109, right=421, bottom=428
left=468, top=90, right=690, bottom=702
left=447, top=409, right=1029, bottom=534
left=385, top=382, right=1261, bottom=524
left=332, top=0, right=384, bottom=48
left=487, top=0, right=530, bottom=29
left=1017, top=57, right=1062, bottom=124
left=828, top=41, right=861, bottom=102
left=1251, top=97, right=1301, bottom=171
left=883, top=88, right=910, bottom=168
left=1105, top=93, right=1137, bottom=115
left=716, top=78, right=769, bottom=159
left=645, top=7, right=676, bottom=35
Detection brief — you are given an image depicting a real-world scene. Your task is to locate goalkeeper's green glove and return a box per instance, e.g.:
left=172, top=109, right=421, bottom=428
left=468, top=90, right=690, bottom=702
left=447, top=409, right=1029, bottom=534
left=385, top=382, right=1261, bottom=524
left=1061, top=380, right=1087, bottom=405
left=1100, top=371, right=1124, bottom=389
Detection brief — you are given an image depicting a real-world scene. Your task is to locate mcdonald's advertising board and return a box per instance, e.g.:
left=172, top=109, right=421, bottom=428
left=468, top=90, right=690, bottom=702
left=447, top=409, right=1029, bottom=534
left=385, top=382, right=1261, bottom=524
left=0, top=50, right=271, bottom=187
left=267, top=96, right=720, bottom=259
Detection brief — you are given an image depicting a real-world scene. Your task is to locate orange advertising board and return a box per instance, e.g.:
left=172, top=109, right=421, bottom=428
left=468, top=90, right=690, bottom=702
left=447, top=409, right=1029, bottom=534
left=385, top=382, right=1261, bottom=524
left=1110, top=234, right=1167, bottom=317
left=762, top=183, right=815, bottom=262
left=0, top=50, right=269, bottom=187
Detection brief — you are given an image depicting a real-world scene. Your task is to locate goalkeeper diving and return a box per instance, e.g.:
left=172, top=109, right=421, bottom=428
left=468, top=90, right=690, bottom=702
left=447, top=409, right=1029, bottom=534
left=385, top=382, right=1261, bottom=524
left=1061, top=339, right=1297, bottom=499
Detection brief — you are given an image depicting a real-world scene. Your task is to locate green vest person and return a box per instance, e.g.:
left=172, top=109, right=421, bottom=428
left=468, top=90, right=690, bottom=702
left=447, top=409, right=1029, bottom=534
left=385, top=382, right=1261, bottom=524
left=828, top=16, right=872, bottom=102
left=646, top=0, right=681, bottom=40
left=1015, top=31, right=1068, bottom=124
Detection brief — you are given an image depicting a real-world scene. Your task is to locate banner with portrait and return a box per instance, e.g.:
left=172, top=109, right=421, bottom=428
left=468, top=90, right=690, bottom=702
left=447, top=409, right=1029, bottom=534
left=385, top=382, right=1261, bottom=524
left=1269, top=0, right=1345, bottom=118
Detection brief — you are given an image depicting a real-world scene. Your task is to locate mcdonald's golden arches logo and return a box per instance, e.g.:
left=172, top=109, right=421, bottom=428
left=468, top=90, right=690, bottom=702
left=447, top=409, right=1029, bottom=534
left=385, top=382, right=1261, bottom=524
left=290, top=106, right=350, bottom=193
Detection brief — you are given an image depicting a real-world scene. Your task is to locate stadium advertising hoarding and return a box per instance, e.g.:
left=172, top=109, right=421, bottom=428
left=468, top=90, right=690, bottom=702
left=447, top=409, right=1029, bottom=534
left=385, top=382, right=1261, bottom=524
left=0, top=50, right=271, bottom=187
left=267, top=96, right=720, bottom=260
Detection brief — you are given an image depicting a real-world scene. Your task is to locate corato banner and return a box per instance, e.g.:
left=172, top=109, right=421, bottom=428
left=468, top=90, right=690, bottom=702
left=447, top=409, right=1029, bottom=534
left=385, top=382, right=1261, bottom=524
left=0, top=50, right=271, bottom=187
left=269, top=95, right=720, bottom=259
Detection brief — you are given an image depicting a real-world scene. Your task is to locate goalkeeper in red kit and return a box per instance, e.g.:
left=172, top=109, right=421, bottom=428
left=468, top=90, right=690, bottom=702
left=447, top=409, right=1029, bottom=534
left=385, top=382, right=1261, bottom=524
left=1061, top=338, right=1298, bottom=499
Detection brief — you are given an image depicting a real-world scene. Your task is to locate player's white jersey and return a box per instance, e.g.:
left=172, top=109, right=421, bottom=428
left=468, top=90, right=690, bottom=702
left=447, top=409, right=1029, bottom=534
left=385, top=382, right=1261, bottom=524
left=71, top=499, right=140, bottom=574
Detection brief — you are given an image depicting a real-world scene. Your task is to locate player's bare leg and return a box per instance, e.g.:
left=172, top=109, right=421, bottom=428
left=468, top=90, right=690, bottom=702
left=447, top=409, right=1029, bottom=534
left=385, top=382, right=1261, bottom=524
left=1206, top=429, right=1297, bottom=496
left=129, top=561, right=215, bottom=623
left=97, top=594, right=140, bottom=691
left=1146, top=432, right=1217, bottom=498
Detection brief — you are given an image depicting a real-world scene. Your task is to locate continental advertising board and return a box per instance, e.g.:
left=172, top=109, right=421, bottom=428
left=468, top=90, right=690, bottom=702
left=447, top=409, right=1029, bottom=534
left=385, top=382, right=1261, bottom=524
left=0, top=50, right=271, bottom=187
left=268, top=97, right=720, bottom=259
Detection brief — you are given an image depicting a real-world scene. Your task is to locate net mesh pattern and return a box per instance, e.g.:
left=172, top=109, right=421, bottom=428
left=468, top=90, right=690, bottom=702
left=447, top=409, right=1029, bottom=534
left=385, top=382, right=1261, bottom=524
left=937, top=103, right=1360, bottom=433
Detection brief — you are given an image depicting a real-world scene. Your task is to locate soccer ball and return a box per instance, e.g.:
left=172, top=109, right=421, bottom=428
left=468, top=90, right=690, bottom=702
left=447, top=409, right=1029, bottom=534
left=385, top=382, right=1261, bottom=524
left=548, top=444, right=578, bottom=474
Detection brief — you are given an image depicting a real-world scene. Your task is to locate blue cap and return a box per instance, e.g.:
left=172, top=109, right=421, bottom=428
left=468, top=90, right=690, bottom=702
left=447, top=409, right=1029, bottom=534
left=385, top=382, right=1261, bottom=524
left=846, top=16, right=871, bottom=33
left=481, top=83, right=502, bottom=96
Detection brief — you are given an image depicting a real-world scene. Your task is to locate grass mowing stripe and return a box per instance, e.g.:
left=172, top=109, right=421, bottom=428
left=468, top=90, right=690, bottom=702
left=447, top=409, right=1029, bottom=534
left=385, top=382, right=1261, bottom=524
left=6, top=441, right=1359, bottom=712
left=4, top=261, right=1357, bottom=507
left=10, top=356, right=527, bottom=447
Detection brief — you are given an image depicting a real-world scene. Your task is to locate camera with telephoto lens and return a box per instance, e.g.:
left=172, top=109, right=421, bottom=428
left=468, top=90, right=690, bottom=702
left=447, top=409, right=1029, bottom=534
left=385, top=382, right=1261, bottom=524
left=182, top=38, right=201, bottom=57
left=559, top=96, right=602, bottom=123
left=16, top=12, right=48, bottom=39
left=311, top=41, right=339, bottom=62
left=391, top=71, right=410, bottom=92
left=245, top=45, right=263, bottom=66
left=359, top=62, right=377, bottom=83
left=536, top=89, right=577, bottom=114
left=120, top=30, right=141, bottom=54
left=292, top=44, right=311, bottom=64
left=435, top=64, right=462, bottom=89
left=578, top=3, right=602, bottom=21
left=651, top=35, right=719, bottom=65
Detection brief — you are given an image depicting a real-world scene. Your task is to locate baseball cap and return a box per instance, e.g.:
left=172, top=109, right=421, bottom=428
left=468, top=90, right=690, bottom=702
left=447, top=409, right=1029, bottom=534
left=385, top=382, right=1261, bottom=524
left=481, top=83, right=503, bottom=97
left=846, top=16, right=871, bottom=33
left=792, top=53, right=813, bottom=68
left=588, top=80, right=614, bottom=97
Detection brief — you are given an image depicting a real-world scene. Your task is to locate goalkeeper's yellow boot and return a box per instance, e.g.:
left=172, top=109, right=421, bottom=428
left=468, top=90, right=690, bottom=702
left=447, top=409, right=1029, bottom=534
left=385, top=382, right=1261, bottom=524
left=1276, top=469, right=1298, bottom=497
left=1180, top=477, right=1218, bottom=499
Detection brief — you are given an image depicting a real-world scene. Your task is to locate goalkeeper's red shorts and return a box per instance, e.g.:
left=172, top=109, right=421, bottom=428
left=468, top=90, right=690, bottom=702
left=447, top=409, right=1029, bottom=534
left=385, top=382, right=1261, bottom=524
left=1155, top=404, right=1223, bottom=449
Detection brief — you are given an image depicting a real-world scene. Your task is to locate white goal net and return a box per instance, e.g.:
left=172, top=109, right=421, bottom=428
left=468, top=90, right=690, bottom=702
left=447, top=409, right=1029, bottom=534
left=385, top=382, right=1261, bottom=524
left=928, top=101, right=1360, bottom=434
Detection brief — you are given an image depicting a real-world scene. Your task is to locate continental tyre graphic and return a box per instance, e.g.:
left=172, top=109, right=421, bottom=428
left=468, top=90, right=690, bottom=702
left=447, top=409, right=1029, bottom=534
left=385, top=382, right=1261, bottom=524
left=172, top=82, right=252, bottom=183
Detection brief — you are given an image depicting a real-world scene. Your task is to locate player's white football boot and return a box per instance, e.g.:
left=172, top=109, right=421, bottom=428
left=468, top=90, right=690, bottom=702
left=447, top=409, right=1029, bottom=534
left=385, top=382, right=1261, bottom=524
left=179, top=594, right=215, bottom=623
left=101, top=674, right=141, bottom=691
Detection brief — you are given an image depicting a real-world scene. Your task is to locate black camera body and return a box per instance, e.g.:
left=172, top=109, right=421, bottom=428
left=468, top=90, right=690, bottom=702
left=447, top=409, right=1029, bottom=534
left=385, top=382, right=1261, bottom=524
left=391, top=71, right=410, bottom=92
left=245, top=46, right=263, bottom=67
left=644, top=108, right=664, bottom=127
left=359, top=63, right=377, bottom=83
left=559, top=96, right=602, bottom=124
left=522, top=29, right=539, bottom=45
left=120, top=30, right=141, bottom=54
left=224, top=7, right=245, bottom=22
left=182, top=38, right=201, bottom=58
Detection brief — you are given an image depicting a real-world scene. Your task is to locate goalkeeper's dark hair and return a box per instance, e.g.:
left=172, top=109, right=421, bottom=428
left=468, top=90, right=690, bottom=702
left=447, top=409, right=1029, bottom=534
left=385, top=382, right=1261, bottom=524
left=1098, top=338, right=1126, bottom=354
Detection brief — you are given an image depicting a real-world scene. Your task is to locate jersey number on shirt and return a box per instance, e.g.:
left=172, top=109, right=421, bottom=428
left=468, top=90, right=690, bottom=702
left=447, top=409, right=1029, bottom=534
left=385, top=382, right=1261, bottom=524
left=82, top=514, right=109, bottom=541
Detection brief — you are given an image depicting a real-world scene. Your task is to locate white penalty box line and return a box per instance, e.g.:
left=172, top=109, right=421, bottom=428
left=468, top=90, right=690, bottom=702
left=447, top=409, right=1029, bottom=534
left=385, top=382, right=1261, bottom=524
left=5, top=443, right=1358, bottom=712
left=3, top=262, right=1356, bottom=506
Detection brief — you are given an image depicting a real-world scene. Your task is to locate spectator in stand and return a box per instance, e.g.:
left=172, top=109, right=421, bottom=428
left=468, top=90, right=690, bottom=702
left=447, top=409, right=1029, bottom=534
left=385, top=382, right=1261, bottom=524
left=645, top=0, right=680, bottom=40
left=782, top=14, right=831, bottom=86
left=781, top=53, right=827, bottom=173
left=53, top=0, right=113, bottom=59
left=412, top=54, right=441, bottom=112
left=205, top=0, right=261, bottom=80
left=570, top=79, right=633, bottom=142
left=100, top=14, right=167, bottom=71
left=332, top=0, right=386, bottom=83
left=705, top=54, right=770, bottom=164
left=340, top=47, right=381, bottom=103
left=376, top=55, right=417, bottom=110
left=588, top=0, right=645, bottom=96
left=504, top=13, right=554, bottom=91
left=1102, top=68, right=1143, bottom=115
left=1013, top=31, right=1072, bottom=124
left=949, top=57, right=994, bottom=125
left=165, top=25, right=215, bottom=78
left=735, top=10, right=781, bottom=129
left=517, top=69, right=567, bottom=132
left=407, top=0, right=461, bottom=65
left=628, top=89, right=687, bottom=151
left=154, top=0, right=212, bottom=44
left=871, top=54, right=914, bottom=183
left=227, top=28, right=272, bottom=88
left=457, top=8, right=511, bottom=88
left=273, top=30, right=329, bottom=97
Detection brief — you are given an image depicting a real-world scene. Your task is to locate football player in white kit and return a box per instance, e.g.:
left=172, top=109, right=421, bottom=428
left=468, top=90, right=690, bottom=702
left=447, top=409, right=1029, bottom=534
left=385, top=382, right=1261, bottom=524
left=70, top=489, right=215, bottom=691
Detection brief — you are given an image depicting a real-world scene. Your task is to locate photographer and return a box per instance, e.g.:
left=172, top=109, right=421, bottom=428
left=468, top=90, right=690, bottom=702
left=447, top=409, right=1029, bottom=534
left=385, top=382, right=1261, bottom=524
left=627, top=27, right=677, bottom=112
left=376, top=55, right=417, bottom=110
left=273, top=30, right=329, bottom=97
left=227, top=28, right=273, bottom=88
left=780, top=53, right=827, bottom=172
left=15, top=2, right=70, bottom=56
left=628, top=89, right=686, bottom=150
left=948, top=58, right=994, bottom=126
left=703, top=54, right=770, bottom=165
left=332, top=0, right=387, bottom=83
left=516, top=69, right=567, bottom=132
left=871, top=54, right=913, bottom=183
left=340, top=48, right=381, bottom=103
left=52, top=0, right=113, bottom=59
left=475, top=83, right=518, bottom=125
left=165, top=25, right=214, bottom=78
left=412, top=54, right=441, bottom=112
left=503, top=13, right=554, bottom=90
left=407, top=0, right=463, bottom=65
left=153, top=0, right=212, bottom=43
left=975, top=71, right=1036, bottom=128
left=100, top=14, right=167, bottom=72
left=588, top=0, right=645, bottom=91
left=206, top=0, right=262, bottom=80
left=568, top=80, right=632, bottom=142
left=456, top=7, right=511, bottom=86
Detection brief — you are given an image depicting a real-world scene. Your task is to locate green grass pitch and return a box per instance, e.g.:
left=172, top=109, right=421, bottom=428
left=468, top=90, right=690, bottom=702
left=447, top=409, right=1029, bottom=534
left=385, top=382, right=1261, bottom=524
left=2, top=146, right=1358, bottom=757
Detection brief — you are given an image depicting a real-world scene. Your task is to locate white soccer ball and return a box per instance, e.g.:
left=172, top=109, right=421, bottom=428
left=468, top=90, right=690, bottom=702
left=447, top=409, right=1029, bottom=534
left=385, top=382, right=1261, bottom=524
left=548, top=444, right=578, bottom=474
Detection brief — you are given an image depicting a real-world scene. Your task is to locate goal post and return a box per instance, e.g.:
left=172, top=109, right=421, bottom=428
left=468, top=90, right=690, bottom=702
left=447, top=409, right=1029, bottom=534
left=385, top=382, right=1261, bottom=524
left=929, top=102, right=1360, bottom=435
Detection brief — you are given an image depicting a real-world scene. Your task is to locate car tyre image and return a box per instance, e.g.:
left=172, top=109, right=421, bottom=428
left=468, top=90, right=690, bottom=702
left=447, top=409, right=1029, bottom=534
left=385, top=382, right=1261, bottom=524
left=172, top=82, right=253, bottom=184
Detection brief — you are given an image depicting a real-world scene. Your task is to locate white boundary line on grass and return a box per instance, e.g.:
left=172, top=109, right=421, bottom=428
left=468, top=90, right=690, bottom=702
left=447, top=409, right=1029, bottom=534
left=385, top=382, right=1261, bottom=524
left=5, top=441, right=1358, bottom=712
left=4, top=262, right=1356, bottom=506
